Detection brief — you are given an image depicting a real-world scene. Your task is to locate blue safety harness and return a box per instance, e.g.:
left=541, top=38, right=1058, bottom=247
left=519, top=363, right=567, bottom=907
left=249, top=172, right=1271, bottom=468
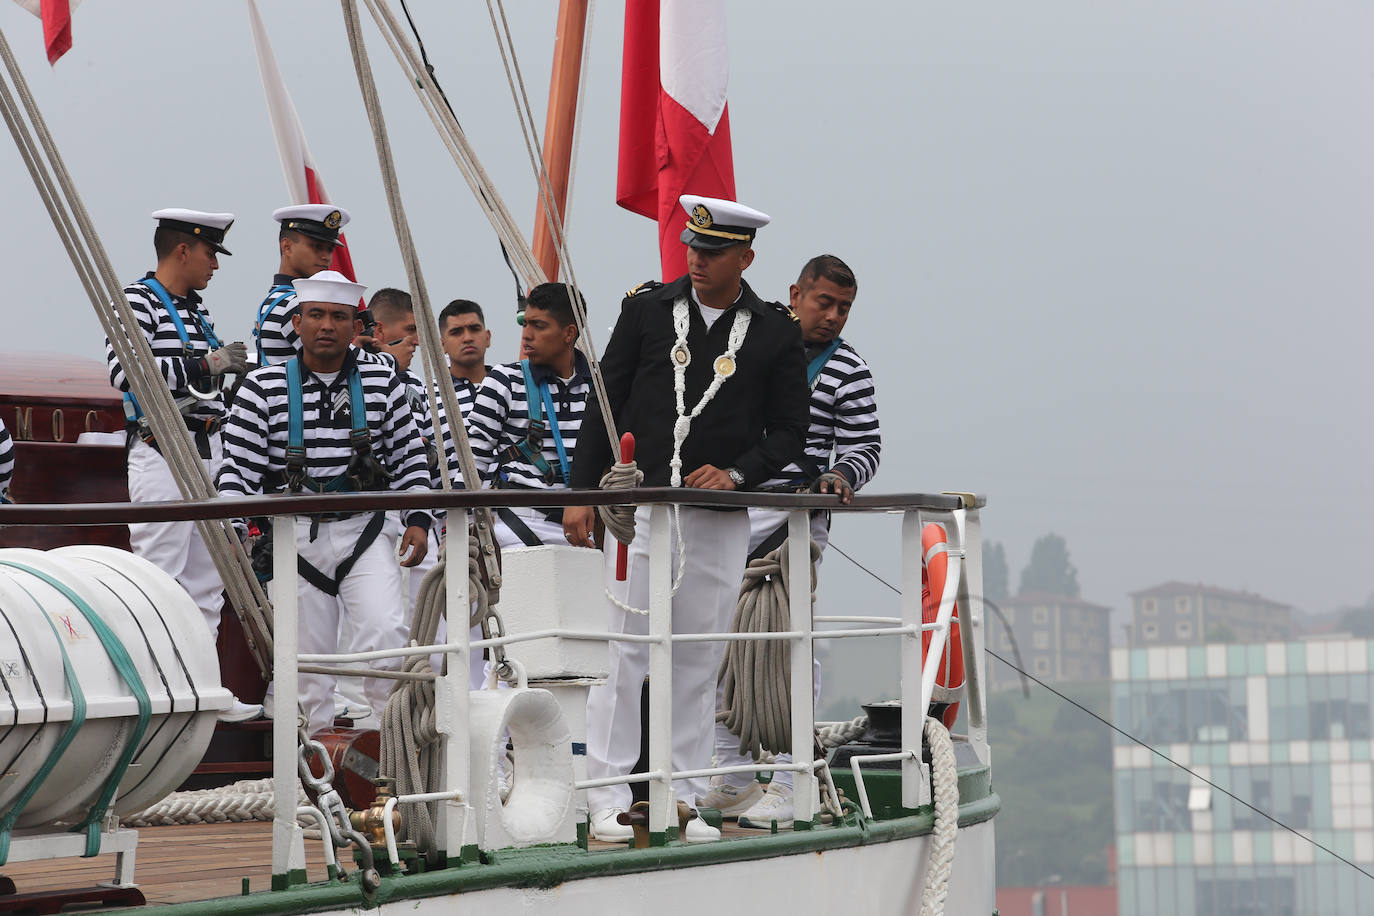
left=121, top=276, right=223, bottom=432
left=500, top=359, right=570, bottom=485
left=282, top=356, right=371, bottom=494
left=272, top=357, right=388, bottom=596
left=252, top=283, right=297, bottom=360
left=807, top=337, right=843, bottom=389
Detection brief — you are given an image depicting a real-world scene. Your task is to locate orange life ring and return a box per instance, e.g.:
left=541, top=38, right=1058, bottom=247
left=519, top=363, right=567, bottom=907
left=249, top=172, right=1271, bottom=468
left=920, top=523, right=966, bottom=728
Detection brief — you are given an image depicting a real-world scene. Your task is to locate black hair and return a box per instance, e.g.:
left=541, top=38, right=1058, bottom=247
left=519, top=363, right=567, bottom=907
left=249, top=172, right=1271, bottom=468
left=439, top=299, right=486, bottom=328
left=796, top=254, right=857, bottom=292
left=524, top=282, right=585, bottom=329
left=368, top=287, right=414, bottom=323
left=153, top=227, right=200, bottom=261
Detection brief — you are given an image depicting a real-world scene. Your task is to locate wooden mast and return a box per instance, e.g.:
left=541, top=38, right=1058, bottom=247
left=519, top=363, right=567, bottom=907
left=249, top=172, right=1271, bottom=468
left=532, top=0, right=589, bottom=284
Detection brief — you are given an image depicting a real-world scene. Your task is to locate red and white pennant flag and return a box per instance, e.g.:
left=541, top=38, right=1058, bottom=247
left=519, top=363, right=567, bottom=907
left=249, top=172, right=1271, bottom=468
left=246, top=0, right=356, bottom=281
left=13, top=0, right=78, bottom=66
left=616, top=0, right=736, bottom=282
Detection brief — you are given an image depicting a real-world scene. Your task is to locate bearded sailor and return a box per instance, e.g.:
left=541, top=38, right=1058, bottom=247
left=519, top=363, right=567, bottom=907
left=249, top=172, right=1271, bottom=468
left=106, top=208, right=259, bottom=723
left=705, top=253, right=883, bottom=830
left=467, top=282, right=592, bottom=548
left=217, top=269, right=433, bottom=736
left=563, top=195, right=809, bottom=844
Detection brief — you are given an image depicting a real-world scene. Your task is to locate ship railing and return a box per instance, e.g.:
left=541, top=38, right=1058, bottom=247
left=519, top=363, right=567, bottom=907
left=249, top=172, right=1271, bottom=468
left=0, top=488, right=987, bottom=866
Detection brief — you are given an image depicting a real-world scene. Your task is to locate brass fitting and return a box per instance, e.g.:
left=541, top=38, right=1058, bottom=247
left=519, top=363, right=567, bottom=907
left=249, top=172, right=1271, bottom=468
left=349, top=777, right=401, bottom=846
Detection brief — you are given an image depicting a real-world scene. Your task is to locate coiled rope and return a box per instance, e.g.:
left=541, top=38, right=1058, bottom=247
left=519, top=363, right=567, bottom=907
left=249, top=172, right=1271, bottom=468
left=716, top=538, right=820, bottom=759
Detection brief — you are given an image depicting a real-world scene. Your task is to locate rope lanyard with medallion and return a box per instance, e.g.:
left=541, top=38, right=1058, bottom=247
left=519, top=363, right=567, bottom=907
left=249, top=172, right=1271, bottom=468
left=668, top=296, right=752, bottom=487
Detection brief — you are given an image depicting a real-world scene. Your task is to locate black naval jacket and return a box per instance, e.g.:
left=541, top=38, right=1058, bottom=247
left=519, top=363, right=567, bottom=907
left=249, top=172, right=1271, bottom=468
left=572, top=274, right=808, bottom=491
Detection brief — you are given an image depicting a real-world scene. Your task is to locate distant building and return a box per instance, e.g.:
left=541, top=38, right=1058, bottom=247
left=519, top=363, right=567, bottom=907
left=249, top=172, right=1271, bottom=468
left=1128, top=582, right=1290, bottom=647
left=1111, top=636, right=1374, bottom=915
left=997, top=884, right=1117, bottom=916
left=988, top=593, right=1112, bottom=691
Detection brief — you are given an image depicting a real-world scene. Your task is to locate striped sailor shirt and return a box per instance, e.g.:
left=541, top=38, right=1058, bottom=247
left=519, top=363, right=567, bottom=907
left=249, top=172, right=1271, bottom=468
left=760, top=339, right=881, bottom=491
left=0, top=417, right=13, bottom=497
left=216, top=348, right=433, bottom=530
left=252, top=275, right=396, bottom=371
left=467, top=353, right=591, bottom=491
left=421, top=370, right=491, bottom=491
left=106, top=274, right=226, bottom=423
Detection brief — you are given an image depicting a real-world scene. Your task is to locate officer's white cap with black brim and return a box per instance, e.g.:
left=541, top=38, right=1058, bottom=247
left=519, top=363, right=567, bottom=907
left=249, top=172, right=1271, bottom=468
left=151, top=208, right=235, bottom=255
left=678, top=195, right=770, bottom=250
left=292, top=269, right=366, bottom=307
left=273, top=204, right=351, bottom=248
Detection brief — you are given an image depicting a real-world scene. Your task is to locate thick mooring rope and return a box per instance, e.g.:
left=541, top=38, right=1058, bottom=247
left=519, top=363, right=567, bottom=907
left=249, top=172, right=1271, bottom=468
left=921, top=716, right=960, bottom=916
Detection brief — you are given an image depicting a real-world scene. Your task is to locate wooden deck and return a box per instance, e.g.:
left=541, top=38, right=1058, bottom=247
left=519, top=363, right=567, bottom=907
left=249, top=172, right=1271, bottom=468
left=0, top=823, right=329, bottom=908
left=0, top=819, right=778, bottom=910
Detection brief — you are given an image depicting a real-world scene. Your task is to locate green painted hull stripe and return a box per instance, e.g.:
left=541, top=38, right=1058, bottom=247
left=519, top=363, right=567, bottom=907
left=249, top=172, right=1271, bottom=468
left=152, top=789, right=999, bottom=916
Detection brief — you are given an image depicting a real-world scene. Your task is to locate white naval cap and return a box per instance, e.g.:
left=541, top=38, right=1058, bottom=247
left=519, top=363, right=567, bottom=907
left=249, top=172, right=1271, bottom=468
left=292, top=269, right=366, bottom=307
left=151, top=208, right=235, bottom=255
left=678, top=195, right=770, bottom=250
left=273, top=204, right=351, bottom=248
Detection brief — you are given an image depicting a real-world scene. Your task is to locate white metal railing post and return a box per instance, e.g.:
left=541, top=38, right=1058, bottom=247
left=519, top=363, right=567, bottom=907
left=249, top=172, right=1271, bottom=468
left=437, top=511, right=474, bottom=863
left=787, top=509, right=817, bottom=827
left=271, top=513, right=306, bottom=887
left=899, top=510, right=929, bottom=809
left=647, top=504, right=673, bottom=841
left=954, top=505, right=990, bottom=765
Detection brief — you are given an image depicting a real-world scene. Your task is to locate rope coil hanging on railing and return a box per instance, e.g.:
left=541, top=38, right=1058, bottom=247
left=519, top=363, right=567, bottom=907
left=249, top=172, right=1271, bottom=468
left=716, top=538, right=821, bottom=759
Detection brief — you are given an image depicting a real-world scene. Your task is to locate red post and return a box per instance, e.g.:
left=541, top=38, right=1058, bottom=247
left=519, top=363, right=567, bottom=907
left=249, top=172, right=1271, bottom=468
left=616, top=432, right=635, bottom=581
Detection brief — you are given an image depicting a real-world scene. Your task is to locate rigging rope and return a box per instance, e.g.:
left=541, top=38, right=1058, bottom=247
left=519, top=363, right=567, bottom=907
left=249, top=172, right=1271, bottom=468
left=339, top=0, right=502, bottom=601
left=0, top=24, right=275, bottom=677
left=367, top=0, right=636, bottom=546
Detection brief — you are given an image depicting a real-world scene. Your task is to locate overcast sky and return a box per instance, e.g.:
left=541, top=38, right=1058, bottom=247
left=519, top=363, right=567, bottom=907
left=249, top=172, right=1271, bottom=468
left=1, top=1, right=1371, bottom=651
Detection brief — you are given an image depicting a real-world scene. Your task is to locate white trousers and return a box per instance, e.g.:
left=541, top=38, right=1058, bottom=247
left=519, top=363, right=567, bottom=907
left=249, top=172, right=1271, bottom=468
left=712, top=507, right=828, bottom=790
left=127, top=437, right=226, bottom=639
left=584, top=506, right=750, bottom=813
left=493, top=506, right=564, bottom=550
left=271, top=512, right=410, bottom=735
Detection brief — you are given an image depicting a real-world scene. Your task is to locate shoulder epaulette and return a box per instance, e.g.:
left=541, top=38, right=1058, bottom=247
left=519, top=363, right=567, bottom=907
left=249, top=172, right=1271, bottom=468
left=767, top=300, right=800, bottom=322
left=625, top=280, right=663, bottom=299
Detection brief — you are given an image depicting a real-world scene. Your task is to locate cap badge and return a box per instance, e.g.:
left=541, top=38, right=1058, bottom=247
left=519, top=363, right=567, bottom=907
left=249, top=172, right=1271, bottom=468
left=691, top=204, right=713, bottom=229
left=324, top=210, right=342, bottom=230
left=713, top=355, right=736, bottom=378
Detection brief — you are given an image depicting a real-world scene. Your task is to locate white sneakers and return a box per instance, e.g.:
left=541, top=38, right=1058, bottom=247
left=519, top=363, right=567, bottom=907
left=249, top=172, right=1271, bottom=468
left=588, top=806, right=721, bottom=844
left=589, top=807, right=634, bottom=843
left=737, top=782, right=794, bottom=830
left=682, top=816, right=721, bottom=844
left=696, top=776, right=764, bottom=819
left=217, top=697, right=264, bottom=724
left=333, top=700, right=372, bottom=722
left=260, top=693, right=371, bottom=724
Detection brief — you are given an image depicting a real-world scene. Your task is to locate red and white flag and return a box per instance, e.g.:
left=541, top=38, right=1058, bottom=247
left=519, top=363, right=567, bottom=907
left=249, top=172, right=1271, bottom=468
left=13, top=0, right=78, bottom=66
left=616, top=0, right=736, bottom=282
left=246, top=0, right=356, bottom=281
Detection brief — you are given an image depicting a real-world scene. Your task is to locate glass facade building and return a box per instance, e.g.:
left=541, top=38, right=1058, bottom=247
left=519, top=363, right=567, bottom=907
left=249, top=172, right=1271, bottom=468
left=1111, top=638, right=1374, bottom=915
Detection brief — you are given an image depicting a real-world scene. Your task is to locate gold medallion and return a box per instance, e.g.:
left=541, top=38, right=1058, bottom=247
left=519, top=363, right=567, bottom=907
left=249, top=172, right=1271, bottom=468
left=672, top=345, right=691, bottom=367
left=714, top=355, right=736, bottom=378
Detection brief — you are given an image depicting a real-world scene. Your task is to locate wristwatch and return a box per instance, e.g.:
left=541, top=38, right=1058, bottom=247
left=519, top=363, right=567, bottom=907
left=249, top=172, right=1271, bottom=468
left=726, top=467, right=745, bottom=487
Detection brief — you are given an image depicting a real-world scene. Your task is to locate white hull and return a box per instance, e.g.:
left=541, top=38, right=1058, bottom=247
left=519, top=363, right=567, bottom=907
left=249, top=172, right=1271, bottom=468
left=325, top=821, right=995, bottom=916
